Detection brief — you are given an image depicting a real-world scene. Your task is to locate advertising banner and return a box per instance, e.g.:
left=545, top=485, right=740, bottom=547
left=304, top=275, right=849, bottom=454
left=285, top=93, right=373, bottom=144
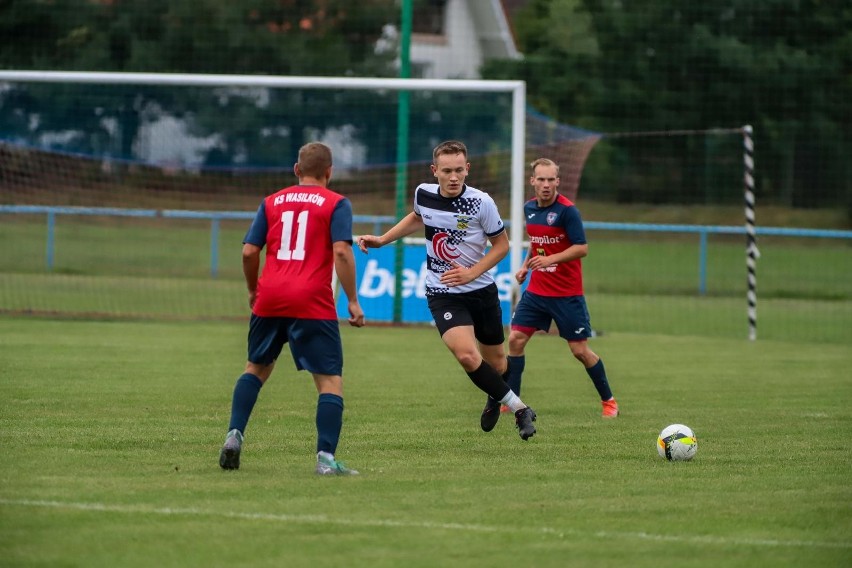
left=337, top=243, right=518, bottom=324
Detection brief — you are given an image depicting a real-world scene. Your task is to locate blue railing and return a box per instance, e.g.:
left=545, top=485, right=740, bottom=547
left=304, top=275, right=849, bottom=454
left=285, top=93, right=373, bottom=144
left=3, top=204, right=851, bottom=293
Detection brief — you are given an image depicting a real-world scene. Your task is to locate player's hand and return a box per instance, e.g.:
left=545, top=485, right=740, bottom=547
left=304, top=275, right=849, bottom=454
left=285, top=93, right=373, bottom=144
left=440, top=261, right=475, bottom=287
left=357, top=235, right=382, bottom=253
left=527, top=255, right=551, bottom=271
left=248, top=290, right=257, bottom=308
left=515, top=268, right=528, bottom=284
left=348, top=301, right=365, bottom=327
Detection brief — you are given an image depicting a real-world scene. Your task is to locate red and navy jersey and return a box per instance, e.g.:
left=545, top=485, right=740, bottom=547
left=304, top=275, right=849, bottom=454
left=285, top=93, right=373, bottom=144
left=243, top=184, right=353, bottom=319
left=525, top=193, right=586, bottom=297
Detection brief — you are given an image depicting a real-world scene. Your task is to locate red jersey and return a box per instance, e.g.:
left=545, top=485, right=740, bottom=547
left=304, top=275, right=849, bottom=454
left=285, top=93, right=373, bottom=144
left=244, top=184, right=352, bottom=319
left=525, top=194, right=586, bottom=297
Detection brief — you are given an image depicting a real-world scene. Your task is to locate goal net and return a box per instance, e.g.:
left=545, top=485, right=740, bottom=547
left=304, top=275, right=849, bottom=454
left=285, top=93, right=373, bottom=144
left=0, top=71, right=600, bottom=322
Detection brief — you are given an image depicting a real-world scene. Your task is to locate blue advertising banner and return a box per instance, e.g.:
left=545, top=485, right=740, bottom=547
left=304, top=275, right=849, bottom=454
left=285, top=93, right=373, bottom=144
left=336, top=243, right=518, bottom=324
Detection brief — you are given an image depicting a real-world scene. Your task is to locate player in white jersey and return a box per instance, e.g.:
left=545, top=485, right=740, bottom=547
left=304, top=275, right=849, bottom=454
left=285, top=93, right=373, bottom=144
left=358, top=140, right=537, bottom=440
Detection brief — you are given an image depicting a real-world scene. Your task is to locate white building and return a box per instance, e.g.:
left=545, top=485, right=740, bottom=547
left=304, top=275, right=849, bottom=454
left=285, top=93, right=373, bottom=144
left=409, top=0, right=522, bottom=79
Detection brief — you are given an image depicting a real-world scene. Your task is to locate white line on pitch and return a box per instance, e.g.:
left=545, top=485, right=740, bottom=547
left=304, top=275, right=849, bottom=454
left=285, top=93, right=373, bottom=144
left=1, top=498, right=849, bottom=550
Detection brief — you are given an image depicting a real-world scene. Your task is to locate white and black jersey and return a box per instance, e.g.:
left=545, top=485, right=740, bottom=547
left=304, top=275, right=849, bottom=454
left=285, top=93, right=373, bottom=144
left=413, top=183, right=505, bottom=296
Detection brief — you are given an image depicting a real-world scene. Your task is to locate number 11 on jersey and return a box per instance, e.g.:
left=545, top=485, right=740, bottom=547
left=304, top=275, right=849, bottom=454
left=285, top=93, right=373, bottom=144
left=277, top=210, right=308, bottom=261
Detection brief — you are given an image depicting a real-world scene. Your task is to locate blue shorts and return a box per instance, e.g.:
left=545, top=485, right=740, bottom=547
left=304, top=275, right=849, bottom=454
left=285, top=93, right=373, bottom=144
left=511, top=291, right=592, bottom=341
left=247, top=315, right=343, bottom=376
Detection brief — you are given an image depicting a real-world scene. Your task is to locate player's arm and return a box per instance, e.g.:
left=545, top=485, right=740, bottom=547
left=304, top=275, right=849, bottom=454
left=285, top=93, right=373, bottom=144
left=516, top=246, right=534, bottom=284
left=242, top=203, right=267, bottom=308
left=441, top=230, right=509, bottom=287
left=242, top=243, right=262, bottom=308
left=332, top=240, right=365, bottom=327
left=528, top=243, right=588, bottom=270
left=357, top=211, right=423, bottom=252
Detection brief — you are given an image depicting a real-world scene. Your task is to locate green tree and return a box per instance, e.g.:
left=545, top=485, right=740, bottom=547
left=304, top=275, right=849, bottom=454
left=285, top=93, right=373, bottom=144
left=484, top=0, right=852, bottom=214
left=0, top=0, right=400, bottom=165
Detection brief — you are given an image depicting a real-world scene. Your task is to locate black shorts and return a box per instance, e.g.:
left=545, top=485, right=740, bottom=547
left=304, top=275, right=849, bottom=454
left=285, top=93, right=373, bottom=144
left=426, top=283, right=505, bottom=346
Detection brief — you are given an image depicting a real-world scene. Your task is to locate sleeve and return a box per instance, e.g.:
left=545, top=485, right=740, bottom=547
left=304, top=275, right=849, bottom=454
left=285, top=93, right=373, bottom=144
left=480, top=194, right=506, bottom=238
left=564, top=205, right=587, bottom=245
left=243, top=202, right=268, bottom=246
left=330, top=198, right=354, bottom=244
left=412, top=185, right=423, bottom=218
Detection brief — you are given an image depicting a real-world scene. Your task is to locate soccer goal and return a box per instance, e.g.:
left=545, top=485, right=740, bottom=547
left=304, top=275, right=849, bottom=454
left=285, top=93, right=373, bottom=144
left=0, top=71, right=601, bottom=322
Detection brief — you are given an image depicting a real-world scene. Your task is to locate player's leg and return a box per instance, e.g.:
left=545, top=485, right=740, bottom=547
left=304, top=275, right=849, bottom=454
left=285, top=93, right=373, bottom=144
left=503, top=290, right=551, bottom=407
left=289, top=318, right=358, bottom=475
left=554, top=297, right=618, bottom=417
left=473, top=285, right=537, bottom=439
left=567, top=340, right=618, bottom=417
left=506, top=328, right=532, bottom=397
left=311, top=373, right=357, bottom=475
left=220, top=315, right=286, bottom=470
left=439, top=325, right=524, bottom=412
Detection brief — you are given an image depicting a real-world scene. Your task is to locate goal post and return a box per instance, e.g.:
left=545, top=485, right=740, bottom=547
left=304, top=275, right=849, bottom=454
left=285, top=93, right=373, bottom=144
left=0, top=70, right=530, bottom=318
left=0, top=71, right=528, bottom=280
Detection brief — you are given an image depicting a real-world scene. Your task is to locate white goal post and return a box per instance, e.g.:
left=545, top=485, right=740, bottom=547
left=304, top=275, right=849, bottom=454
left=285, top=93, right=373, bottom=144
left=0, top=70, right=529, bottom=290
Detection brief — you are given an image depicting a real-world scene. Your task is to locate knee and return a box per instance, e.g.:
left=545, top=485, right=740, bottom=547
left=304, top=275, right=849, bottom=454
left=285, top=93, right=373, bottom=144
left=573, top=352, right=591, bottom=367
left=245, top=362, right=273, bottom=383
left=508, top=331, right=528, bottom=354
left=570, top=346, right=597, bottom=368
left=455, top=350, right=482, bottom=372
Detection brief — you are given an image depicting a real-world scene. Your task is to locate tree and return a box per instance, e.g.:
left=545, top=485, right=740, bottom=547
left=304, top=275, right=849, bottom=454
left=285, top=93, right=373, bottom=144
left=0, top=0, right=400, bottom=166
left=483, top=0, right=852, bottom=213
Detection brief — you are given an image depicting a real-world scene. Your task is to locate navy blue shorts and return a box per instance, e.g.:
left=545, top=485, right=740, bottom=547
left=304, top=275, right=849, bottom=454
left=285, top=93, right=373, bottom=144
left=247, top=315, right=343, bottom=376
left=511, top=291, right=592, bottom=341
left=426, top=283, right=505, bottom=346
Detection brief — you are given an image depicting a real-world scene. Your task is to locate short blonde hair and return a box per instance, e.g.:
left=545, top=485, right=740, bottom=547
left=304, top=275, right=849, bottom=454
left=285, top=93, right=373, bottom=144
left=530, top=158, right=560, bottom=177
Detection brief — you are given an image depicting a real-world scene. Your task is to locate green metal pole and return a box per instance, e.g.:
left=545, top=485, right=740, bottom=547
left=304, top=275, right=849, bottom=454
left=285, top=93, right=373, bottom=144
left=393, top=0, right=412, bottom=323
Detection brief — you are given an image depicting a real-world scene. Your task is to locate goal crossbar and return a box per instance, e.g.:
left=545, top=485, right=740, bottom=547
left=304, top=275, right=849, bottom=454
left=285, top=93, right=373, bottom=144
left=0, top=70, right=528, bottom=287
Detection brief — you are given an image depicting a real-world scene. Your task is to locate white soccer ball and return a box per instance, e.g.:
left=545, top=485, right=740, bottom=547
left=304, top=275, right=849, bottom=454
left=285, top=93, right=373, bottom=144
left=656, top=424, right=698, bottom=461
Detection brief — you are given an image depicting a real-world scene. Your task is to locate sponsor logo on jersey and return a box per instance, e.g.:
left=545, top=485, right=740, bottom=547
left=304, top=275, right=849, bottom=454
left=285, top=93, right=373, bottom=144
left=529, top=234, right=564, bottom=245
left=432, top=232, right=461, bottom=262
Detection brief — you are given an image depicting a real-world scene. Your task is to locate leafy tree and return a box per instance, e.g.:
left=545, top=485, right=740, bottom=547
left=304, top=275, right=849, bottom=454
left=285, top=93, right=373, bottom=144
left=0, top=0, right=400, bottom=166
left=483, top=0, right=851, bottom=213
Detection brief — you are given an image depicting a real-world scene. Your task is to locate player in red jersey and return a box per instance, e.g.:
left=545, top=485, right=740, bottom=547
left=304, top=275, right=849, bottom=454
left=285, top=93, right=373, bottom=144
left=219, top=142, right=366, bottom=475
left=482, top=158, right=618, bottom=426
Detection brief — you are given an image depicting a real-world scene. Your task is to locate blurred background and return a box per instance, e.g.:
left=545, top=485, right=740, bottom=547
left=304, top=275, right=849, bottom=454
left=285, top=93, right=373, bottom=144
left=1, top=0, right=849, bottom=341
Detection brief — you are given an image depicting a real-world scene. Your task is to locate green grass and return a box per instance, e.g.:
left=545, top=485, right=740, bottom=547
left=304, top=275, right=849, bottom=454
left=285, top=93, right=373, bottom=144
left=2, top=216, right=851, bottom=343
left=1, top=317, right=850, bottom=567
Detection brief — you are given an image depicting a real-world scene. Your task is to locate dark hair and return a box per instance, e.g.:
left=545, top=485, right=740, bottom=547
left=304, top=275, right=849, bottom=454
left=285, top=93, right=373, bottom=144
left=432, top=140, right=468, bottom=163
left=297, top=142, right=333, bottom=178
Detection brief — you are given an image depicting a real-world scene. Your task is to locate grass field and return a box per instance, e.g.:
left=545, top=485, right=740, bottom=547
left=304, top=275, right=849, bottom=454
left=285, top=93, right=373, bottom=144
left=1, top=317, right=850, bottom=567
left=2, top=216, right=851, bottom=345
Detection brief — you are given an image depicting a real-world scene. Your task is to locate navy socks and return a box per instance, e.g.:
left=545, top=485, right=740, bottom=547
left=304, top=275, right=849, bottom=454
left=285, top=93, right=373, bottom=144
left=316, top=393, right=344, bottom=455
left=586, top=359, right=613, bottom=401
left=227, top=373, right=263, bottom=433
left=506, top=354, right=525, bottom=396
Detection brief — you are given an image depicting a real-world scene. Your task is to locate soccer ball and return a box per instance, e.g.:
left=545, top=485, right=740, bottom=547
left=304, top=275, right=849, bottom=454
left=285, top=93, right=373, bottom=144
left=656, top=424, right=698, bottom=461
